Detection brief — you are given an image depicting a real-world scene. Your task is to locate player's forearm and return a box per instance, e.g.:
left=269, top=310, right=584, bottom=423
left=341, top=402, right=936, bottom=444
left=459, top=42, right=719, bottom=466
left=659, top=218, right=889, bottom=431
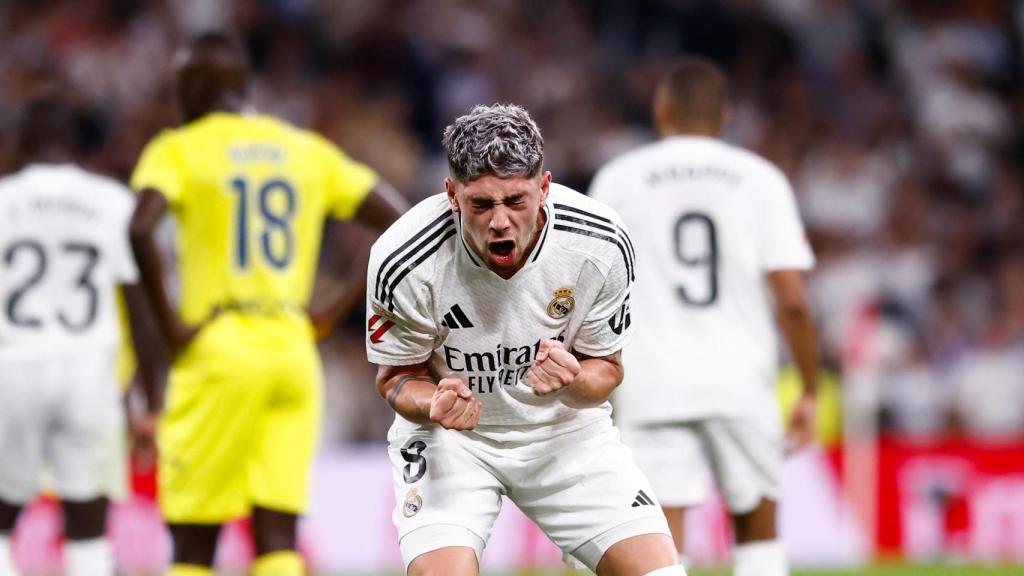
left=376, top=365, right=437, bottom=423
left=122, top=284, right=163, bottom=411
left=777, top=303, right=820, bottom=396
left=559, top=353, right=624, bottom=409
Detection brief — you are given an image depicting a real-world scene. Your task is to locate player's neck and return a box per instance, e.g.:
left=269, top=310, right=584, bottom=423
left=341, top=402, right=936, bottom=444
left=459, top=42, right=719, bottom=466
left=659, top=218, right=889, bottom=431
left=659, top=124, right=721, bottom=139
left=17, top=148, right=73, bottom=169
left=182, top=96, right=245, bottom=124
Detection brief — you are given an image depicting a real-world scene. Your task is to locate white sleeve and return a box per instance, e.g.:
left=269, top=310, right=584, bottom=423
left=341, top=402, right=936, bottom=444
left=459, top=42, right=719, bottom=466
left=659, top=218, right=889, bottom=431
left=586, top=165, right=618, bottom=207
left=109, top=186, right=139, bottom=284
left=572, top=233, right=634, bottom=357
left=365, top=241, right=437, bottom=366
left=758, top=168, right=815, bottom=271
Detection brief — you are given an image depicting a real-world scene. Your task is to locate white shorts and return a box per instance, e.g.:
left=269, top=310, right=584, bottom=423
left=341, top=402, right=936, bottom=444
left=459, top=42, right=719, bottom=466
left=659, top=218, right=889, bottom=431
left=388, top=417, right=670, bottom=571
left=622, top=416, right=782, bottom=514
left=0, top=352, right=126, bottom=504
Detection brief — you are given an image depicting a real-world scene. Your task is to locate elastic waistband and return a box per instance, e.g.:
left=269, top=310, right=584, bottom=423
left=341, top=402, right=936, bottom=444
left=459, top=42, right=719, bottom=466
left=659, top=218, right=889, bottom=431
left=213, top=300, right=305, bottom=316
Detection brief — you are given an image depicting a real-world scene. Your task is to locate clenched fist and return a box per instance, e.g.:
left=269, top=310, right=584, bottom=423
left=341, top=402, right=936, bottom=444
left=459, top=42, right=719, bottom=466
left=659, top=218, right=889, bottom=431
left=430, top=378, right=483, bottom=430
left=525, top=339, right=581, bottom=396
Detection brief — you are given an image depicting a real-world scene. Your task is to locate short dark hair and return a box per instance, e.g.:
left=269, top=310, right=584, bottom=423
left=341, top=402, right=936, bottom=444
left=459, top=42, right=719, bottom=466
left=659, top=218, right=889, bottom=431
left=657, top=57, right=729, bottom=125
left=13, top=93, right=75, bottom=160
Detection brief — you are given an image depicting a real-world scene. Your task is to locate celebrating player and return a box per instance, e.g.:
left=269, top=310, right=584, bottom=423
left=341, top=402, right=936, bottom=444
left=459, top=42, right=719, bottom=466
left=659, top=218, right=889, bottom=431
left=128, top=32, right=407, bottom=575
left=0, top=94, right=141, bottom=576
left=367, top=104, right=685, bottom=576
left=589, top=57, right=820, bottom=576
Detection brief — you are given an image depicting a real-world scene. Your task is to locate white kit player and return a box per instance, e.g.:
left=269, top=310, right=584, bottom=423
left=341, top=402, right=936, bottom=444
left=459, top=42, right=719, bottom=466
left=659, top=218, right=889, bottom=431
left=0, top=96, right=138, bottom=576
left=589, top=58, right=820, bottom=576
left=366, top=104, right=685, bottom=576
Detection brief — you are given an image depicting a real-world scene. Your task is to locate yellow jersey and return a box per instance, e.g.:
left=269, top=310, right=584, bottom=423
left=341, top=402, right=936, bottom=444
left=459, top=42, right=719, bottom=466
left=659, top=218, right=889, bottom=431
left=131, top=112, right=377, bottom=326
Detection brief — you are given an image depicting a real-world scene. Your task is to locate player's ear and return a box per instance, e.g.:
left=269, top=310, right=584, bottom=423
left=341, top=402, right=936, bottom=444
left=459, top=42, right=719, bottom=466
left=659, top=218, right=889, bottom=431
left=445, top=178, right=460, bottom=213
left=538, top=171, right=551, bottom=203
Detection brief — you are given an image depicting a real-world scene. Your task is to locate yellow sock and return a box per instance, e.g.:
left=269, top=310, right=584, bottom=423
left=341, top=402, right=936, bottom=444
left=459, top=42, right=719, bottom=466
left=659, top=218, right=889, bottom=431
left=252, top=550, right=304, bottom=576
left=169, top=565, right=214, bottom=576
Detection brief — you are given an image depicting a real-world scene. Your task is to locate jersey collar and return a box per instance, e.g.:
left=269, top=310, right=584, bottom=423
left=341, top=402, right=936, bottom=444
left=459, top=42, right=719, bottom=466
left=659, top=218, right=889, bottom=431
left=454, top=201, right=554, bottom=272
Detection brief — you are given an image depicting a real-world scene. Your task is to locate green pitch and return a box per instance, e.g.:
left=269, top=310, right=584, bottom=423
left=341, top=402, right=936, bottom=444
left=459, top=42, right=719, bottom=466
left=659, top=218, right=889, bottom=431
left=358, top=566, right=1023, bottom=576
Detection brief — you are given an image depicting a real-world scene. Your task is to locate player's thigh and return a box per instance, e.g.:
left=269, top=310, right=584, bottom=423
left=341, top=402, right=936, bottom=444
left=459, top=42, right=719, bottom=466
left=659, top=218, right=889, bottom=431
left=0, top=358, right=50, bottom=504
left=48, top=356, right=126, bottom=502
left=595, top=532, right=679, bottom=576
left=512, top=422, right=671, bottom=573
left=158, top=344, right=267, bottom=523
left=701, top=415, right=783, bottom=515
left=248, top=345, right=322, bottom=514
left=620, top=422, right=711, bottom=508
left=388, top=421, right=502, bottom=571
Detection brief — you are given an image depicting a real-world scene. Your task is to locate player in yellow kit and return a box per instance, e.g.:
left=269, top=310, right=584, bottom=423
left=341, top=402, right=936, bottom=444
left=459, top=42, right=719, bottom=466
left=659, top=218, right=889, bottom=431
left=128, top=32, right=407, bottom=576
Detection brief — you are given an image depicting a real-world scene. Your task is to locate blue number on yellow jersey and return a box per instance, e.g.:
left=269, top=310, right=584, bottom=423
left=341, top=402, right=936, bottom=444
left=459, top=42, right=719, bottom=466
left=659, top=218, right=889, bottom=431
left=130, top=112, right=377, bottom=326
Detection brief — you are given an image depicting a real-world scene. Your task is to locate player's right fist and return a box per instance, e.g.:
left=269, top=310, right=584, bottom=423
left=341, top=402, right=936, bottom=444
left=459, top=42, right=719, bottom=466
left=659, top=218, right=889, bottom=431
left=429, top=378, right=482, bottom=430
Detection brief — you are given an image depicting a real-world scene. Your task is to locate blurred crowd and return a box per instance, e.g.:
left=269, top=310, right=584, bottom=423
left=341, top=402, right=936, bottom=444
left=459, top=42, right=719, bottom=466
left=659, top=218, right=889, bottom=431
left=0, top=0, right=1021, bottom=444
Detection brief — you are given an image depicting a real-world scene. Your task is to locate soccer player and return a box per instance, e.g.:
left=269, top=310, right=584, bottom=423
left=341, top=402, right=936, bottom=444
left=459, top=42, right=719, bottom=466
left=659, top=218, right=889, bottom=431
left=0, top=94, right=139, bottom=576
left=367, top=104, right=685, bottom=576
left=128, top=32, right=407, bottom=576
left=589, top=57, right=819, bottom=576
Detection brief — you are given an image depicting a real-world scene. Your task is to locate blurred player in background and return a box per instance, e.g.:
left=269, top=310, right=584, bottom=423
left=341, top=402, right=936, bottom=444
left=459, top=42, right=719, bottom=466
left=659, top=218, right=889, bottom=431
left=367, top=104, right=684, bottom=576
left=129, top=32, right=407, bottom=576
left=590, top=57, right=820, bottom=576
left=0, top=94, right=140, bottom=576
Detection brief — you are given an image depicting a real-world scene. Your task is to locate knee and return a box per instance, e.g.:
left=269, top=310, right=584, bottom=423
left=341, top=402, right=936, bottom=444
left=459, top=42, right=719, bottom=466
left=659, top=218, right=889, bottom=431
left=0, top=499, right=21, bottom=533
left=252, top=507, right=298, bottom=556
left=732, top=498, right=777, bottom=543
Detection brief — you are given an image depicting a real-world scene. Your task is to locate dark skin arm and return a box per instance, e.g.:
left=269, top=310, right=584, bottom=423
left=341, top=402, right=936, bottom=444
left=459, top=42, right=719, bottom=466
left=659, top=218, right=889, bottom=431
left=129, top=189, right=200, bottom=360
left=310, top=181, right=409, bottom=340
left=767, top=269, right=820, bottom=450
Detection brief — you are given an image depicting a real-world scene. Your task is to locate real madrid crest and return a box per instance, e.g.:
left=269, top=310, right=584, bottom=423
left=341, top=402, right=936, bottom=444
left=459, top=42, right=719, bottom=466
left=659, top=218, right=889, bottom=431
left=403, top=488, right=423, bottom=518
left=546, top=287, right=575, bottom=319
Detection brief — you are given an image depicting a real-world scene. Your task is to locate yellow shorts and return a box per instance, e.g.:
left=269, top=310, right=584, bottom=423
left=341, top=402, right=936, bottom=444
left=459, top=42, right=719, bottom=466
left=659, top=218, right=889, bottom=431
left=158, top=313, right=322, bottom=524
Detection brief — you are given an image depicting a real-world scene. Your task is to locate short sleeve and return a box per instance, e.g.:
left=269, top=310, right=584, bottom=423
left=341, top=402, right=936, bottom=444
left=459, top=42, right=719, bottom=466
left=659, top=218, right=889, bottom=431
left=572, top=229, right=634, bottom=357
left=130, top=131, right=185, bottom=207
left=316, top=135, right=378, bottom=221
left=586, top=165, right=618, bottom=207
left=108, top=186, right=139, bottom=284
left=758, top=168, right=815, bottom=271
left=365, top=240, right=436, bottom=365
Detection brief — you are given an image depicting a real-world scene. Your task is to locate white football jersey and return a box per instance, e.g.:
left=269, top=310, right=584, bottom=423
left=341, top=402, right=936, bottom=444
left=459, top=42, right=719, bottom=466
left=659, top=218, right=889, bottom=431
left=366, top=183, right=634, bottom=442
left=0, top=164, right=138, bottom=359
left=589, top=136, right=814, bottom=423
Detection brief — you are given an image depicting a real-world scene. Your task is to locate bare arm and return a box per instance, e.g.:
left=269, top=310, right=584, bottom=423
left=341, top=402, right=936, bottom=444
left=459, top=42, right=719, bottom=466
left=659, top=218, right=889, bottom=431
left=121, top=283, right=162, bottom=412
left=353, top=180, right=409, bottom=233
left=560, top=350, right=624, bottom=409
left=375, top=362, right=482, bottom=430
left=524, top=339, right=624, bottom=409
left=129, top=189, right=198, bottom=358
left=312, top=182, right=409, bottom=340
left=768, top=269, right=820, bottom=450
left=768, top=270, right=819, bottom=396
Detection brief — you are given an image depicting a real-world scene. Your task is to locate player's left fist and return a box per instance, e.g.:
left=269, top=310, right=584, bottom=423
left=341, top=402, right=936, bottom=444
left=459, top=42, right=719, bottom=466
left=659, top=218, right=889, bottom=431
left=525, top=339, right=581, bottom=396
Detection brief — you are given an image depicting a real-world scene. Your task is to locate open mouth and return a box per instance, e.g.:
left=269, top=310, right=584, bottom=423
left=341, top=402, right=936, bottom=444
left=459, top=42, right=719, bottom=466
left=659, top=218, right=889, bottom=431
left=488, top=240, right=516, bottom=267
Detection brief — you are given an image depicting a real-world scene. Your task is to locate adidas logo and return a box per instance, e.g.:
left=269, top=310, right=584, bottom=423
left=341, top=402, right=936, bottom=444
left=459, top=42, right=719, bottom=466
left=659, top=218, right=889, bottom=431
left=631, top=489, right=655, bottom=508
left=441, top=304, right=474, bottom=329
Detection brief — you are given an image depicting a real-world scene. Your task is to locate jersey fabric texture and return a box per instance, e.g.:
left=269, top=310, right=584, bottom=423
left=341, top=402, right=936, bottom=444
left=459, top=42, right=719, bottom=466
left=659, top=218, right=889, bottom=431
left=0, top=164, right=137, bottom=504
left=366, top=183, right=634, bottom=439
left=131, top=112, right=377, bottom=522
left=367, top=184, right=669, bottom=567
left=589, top=135, right=814, bottom=424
